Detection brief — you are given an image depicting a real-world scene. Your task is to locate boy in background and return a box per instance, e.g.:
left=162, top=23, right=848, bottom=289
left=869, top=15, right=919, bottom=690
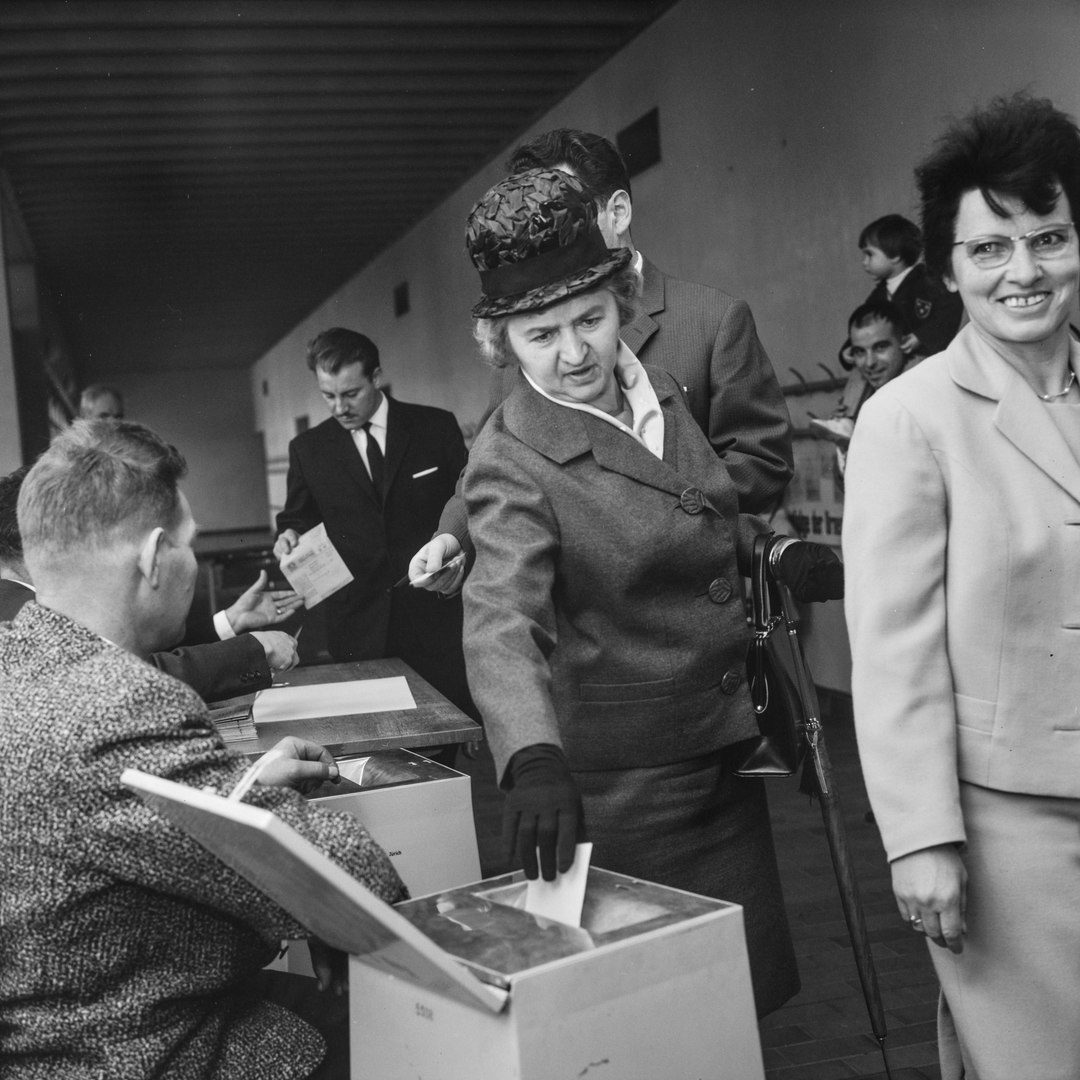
left=839, top=214, right=963, bottom=368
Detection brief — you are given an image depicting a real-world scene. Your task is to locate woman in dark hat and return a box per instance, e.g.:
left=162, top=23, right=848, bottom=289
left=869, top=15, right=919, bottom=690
left=461, top=167, right=841, bottom=1017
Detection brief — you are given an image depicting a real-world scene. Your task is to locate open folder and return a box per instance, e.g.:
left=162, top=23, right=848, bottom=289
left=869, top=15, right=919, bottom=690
left=120, top=769, right=507, bottom=1014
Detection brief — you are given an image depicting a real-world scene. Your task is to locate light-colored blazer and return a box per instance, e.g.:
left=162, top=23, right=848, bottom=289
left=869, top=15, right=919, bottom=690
left=462, top=365, right=767, bottom=783
left=843, top=323, right=1080, bottom=862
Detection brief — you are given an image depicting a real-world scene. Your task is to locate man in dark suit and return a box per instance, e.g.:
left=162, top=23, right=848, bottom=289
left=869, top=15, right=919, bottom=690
left=0, top=464, right=299, bottom=700
left=274, top=328, right=472, bottom=723
left=411, top=128, right=793, bottom=589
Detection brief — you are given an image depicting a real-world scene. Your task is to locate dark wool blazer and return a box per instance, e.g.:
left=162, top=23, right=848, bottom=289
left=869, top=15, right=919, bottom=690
left=0, top=602, right=404, bottom=1080
left=462, top=365, right=769, bottom=781
left=276, top=397, right=469, bottom=705
left=0, top=578, right=270, bottom=701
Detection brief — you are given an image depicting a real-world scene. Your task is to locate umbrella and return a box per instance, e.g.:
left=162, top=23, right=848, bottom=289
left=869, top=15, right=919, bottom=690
left=775, top=582, right=896, bottom=1079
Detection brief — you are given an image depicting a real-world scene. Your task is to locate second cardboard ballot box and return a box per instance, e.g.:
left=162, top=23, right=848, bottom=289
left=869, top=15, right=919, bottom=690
left=285, top=748, right=480, bottom=977
left=122, top=769, right=765, bottom=1080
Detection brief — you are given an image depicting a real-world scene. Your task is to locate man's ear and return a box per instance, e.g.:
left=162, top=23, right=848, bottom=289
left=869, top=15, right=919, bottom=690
left=607, top=189, right=633, bottom=242
left=943, top=273, right=958, bottom=293
left=137, top=527, right=166, bottom=588
left=371, top=366, right=384, bottom=389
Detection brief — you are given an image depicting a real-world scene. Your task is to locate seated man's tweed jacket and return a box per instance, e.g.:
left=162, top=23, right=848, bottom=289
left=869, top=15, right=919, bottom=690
left=0, top=602, right=405, bottom=1080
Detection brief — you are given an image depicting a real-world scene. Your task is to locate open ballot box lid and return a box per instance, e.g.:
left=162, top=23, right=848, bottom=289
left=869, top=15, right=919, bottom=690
left=121, top=768, right=507, bottom=1014
left=122, top=769, right=733, bottom=1016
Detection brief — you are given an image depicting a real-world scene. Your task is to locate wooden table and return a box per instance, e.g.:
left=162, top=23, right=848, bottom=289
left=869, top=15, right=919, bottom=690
left=208, top=657, right=482, bottom=758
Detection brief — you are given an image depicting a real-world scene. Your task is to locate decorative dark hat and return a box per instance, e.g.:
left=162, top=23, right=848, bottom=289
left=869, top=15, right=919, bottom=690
left=466, top=167, right=632, bottom=318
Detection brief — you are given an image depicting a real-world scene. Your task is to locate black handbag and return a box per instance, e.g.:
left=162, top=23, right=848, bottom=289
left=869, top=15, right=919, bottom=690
left=732, top=534, right=808, bottom=778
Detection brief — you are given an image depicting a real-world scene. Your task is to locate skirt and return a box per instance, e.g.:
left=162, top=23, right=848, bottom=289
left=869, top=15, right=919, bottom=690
left=573, top=747, right=800, bottom=1017
left=931, top=780, right=1080, bottom=1080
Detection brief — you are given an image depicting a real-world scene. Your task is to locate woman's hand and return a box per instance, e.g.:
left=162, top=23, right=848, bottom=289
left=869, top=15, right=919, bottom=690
left=891, top=843, right=967, bottom=953
left=502, top=743, right=584, bottom=881
left=408, top=534, right=466, bottom=596
left=771, top=538, right=844, bottom=602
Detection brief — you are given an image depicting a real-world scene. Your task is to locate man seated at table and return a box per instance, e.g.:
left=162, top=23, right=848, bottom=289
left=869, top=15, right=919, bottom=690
left=0, top=420, right=406, bottom=1080
left=0, top=464, right=302, bottom=700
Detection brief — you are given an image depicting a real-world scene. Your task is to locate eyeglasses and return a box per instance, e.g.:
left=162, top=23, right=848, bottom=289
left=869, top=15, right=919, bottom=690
left=952, top=222, right=1076, bottom=268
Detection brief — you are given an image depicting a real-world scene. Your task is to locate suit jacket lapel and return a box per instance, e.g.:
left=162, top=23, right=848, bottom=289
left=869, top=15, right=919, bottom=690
left=382, top=397, right=410, bottom=495
left=619, top=256, right=664, bottom=357
left=503, top=369, right=689, bottom=500
left=949, top=328, right=1080, bottom=503
left=326, top=415, right=380, bottom=507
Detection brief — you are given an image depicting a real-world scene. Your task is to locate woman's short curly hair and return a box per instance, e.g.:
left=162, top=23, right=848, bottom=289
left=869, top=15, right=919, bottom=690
left=472, top=265, right=640, bottom=368
left=916, top=93, right=1080, bottom=280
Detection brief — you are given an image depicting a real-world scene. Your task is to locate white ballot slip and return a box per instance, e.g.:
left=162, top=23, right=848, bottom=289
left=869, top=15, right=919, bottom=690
left=524, top=842, right=592, bottom=927
left=279, top=522, right=353, bottom=606
left=252, top=676, right=417, bottom=724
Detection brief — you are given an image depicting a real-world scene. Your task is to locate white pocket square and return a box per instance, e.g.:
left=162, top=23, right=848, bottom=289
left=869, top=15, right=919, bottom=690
left=412, top=466, right=438, bottom=479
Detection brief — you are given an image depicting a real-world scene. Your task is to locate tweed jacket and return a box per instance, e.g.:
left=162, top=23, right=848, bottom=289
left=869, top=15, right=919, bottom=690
left=843, top=323, right=1080, bottom=862
left=276, top=398, right=467, bottom=670
left=0, top=578, right=270, bottom=701
left=462, top=365, right=768, bottom=782
left=0, top=602, right=404, bottom=1080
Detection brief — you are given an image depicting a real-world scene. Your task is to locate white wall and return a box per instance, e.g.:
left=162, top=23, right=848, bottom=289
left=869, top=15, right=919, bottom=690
left=253, top=0, right=1080, bottom=472
left=117, top=366, right=268, bottom=532
left=249, top=0, right=1080, bottom=687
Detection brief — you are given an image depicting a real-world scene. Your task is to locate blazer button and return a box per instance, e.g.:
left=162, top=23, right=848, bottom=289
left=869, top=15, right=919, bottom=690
left=721, top=669, right=742, bottom=695
left=680, top=488, right=706, bottom=515
left=708, top=578, right=733, bottom=604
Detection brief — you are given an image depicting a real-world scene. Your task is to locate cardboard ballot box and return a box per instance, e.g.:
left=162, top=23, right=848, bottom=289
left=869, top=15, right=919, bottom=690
left=284, top=749, right=480, bottom=977
left=350, top=868, right=764, bottom=1080
left=304, top=749, right=480, bottom=897
left=121, top=770, right=764, bottom=1080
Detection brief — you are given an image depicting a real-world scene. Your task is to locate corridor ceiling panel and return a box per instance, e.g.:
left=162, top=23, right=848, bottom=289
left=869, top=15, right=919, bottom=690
left=0, top=1, right=677, bottom=375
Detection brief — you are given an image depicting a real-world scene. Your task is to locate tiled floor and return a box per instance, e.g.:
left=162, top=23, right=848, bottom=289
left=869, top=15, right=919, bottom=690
left=451, top=689, right=943, bottom=1080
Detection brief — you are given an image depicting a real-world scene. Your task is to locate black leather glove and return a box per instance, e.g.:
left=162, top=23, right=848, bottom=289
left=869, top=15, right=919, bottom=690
left=773, top=538, right=844, bottom=602
left=502, top=743, right=584, bottom=881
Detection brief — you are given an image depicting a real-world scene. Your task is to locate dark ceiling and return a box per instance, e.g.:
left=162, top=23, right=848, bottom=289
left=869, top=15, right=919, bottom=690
left=0, top=1, right=678, bottom=378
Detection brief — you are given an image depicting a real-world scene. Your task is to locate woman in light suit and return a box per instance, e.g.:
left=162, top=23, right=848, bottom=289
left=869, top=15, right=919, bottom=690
left=459, top=168, right=842, bottom=1017
left=844, top=94, right=1080, bottom=1079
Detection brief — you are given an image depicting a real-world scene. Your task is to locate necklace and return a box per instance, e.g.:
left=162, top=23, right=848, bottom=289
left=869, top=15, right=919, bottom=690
left=1039, top=369, right=1076, bottom=401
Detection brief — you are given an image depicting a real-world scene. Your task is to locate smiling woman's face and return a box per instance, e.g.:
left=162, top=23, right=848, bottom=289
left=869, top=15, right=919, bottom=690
left=946, top=186, right=1079, bottom=352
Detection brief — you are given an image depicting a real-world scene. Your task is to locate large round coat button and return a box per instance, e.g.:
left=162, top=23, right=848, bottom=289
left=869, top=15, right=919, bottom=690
left=708, top=578, right=733, bottom=604
left=680, top=488, right=706, bottom=515
left=721, top=669, right=742, bottom=695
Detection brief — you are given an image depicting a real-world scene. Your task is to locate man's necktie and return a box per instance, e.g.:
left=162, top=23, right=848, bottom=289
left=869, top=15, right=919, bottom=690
left=362, top=422, right=384, bottom=498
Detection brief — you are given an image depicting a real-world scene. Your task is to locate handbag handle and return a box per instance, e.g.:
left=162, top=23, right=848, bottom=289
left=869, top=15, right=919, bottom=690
left=752, top=533, right=801, bottom=633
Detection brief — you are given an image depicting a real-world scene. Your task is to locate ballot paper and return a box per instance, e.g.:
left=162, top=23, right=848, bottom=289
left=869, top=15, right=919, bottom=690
left=279, top=522, right=353, bottom=606
left=524, top=842, right=593, bottom=927
left=251, top=676, right=416, bottom=725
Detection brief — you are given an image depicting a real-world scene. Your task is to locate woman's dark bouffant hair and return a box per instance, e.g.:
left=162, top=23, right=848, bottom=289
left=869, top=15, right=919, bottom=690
left=916, top=93, right=1080, bottom=280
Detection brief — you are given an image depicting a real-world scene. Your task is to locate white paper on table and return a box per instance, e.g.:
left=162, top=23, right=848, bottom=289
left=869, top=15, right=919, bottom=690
left=279, top=522, right=353, bottom=606
left=524, top=842, right=592, bottom=927
left=251, top=676, right=416, bottom=724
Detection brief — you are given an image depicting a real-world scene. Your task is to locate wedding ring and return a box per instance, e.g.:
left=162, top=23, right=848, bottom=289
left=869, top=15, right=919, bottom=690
left=908, top=915, right=923, bottom=927
left=275, top=607, right=282, bottom=616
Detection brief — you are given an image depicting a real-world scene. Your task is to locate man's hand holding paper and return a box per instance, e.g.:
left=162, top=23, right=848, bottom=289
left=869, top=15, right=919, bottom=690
left=275, top=522, right=354, bottom=607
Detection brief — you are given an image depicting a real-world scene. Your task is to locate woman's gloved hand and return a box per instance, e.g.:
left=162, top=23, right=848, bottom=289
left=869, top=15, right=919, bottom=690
left=770, top=537, right=844, bottom=602
left=502, top=743, right=585, bottom=881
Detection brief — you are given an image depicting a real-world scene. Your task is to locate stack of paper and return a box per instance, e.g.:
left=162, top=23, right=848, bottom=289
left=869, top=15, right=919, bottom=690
left=207, top=704, right=256, bottom=744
